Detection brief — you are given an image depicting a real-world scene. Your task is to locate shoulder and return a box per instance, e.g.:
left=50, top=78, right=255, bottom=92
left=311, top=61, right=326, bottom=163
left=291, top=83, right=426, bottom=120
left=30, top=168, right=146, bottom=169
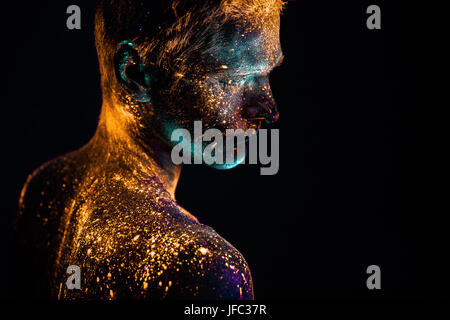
left=155, top=222, right=254, bottom=300
left=12, top=154, right=82, bottom=298
left=18, top=154, right=79, bottom=213
left=70, top=219, right=254, bottom=300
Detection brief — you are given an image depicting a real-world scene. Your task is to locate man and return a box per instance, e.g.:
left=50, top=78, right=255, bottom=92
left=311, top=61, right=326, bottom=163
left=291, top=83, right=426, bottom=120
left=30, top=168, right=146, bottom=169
left=12, top=0, right=284, bottom=299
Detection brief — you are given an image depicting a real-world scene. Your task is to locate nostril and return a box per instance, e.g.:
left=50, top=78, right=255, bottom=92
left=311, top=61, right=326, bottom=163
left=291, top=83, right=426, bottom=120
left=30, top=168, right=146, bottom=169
left=265, top=109, right=279, bottom=124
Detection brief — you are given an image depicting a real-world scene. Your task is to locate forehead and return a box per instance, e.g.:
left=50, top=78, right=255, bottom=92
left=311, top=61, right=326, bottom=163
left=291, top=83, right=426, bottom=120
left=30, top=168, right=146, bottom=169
left=201, top=20, right=282, bottom=75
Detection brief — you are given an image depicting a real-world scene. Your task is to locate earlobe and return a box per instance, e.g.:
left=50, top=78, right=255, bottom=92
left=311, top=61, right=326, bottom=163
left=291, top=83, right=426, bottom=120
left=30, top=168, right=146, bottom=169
left=114, top=41, right=151, bottom=102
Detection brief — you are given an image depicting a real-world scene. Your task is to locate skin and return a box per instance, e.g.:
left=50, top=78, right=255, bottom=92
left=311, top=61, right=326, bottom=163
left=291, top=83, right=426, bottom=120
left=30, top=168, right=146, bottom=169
left=155, top=21, right=283, bottom=168
left=12, top=5, right=282, bottom=300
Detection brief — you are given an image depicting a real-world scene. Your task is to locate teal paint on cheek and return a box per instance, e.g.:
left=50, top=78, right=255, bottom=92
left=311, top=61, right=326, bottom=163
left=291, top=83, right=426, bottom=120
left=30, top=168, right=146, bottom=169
left=163, top=121, right=247, bottom=169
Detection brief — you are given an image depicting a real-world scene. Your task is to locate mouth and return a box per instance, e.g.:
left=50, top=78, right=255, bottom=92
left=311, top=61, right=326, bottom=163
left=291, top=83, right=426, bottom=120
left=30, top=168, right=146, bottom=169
left=245, top=118, right=263, bottom=131
left=242, top=102, right=279, bottom=126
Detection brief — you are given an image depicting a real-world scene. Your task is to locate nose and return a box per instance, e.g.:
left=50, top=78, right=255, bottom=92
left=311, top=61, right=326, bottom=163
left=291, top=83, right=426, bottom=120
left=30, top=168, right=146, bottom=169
left=242, top=91, right=279, bottom=124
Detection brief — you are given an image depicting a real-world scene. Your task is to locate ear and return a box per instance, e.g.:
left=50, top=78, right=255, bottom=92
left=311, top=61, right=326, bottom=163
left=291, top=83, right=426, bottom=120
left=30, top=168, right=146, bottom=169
left=114, top=41, right=152, bottom=102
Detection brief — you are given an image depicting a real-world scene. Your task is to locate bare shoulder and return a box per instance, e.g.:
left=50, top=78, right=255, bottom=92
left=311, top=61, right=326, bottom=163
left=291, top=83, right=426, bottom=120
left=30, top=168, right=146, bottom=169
left=18, top=153, right=254, bottom=300
left=18, top=152, right=83, bottom=214
left=12, top=154, right=83, bottom=298
left=153, top=221, right=255, bottom=300
left=16, top=154, right=79, bottom=238
left=65, top=212, right=254, bottom=300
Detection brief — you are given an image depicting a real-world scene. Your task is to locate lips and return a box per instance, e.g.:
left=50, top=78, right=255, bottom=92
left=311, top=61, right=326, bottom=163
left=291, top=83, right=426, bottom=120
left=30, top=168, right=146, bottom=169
left=242, top=100, right=279, bottom=125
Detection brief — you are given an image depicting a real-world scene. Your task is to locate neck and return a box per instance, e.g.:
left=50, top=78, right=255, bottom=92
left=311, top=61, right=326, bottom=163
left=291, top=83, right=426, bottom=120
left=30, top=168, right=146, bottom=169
left=90, top=104, right=181, bottom=200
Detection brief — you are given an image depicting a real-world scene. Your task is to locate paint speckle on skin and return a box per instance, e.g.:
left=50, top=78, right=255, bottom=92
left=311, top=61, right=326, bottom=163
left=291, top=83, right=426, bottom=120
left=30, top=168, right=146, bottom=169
left=14, top=0, right=285, bottom=300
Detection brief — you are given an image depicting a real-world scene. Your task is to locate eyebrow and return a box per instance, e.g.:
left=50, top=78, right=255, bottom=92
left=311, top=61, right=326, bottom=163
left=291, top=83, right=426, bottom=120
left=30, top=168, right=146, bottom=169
left=215, top=51, right=285, bottom=76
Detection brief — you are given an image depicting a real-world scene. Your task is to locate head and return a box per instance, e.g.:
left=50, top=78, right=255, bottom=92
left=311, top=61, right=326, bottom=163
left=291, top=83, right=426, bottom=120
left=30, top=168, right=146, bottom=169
left=95, top=0, right=284, bottom=168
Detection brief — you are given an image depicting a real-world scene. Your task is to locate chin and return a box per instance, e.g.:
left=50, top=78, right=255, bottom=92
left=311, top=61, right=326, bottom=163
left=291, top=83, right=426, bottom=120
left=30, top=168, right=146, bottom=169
left=208, top=152, right=247, bottom=170
left=209, top=162, right=241, bottom=170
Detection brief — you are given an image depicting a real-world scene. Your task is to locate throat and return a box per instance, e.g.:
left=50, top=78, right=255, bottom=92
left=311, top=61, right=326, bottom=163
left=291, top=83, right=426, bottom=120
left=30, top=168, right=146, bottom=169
left=89, top=124, right=181, bottom=201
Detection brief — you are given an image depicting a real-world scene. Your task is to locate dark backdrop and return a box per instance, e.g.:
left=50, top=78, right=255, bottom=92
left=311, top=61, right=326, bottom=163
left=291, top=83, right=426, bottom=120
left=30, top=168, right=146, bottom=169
left=3, top=1, right=445, bottom=300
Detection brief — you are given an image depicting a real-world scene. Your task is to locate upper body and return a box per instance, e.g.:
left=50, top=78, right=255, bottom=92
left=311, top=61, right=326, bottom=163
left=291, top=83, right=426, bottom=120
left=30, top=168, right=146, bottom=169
left=13, top=136, right=253, bottom=299
left=11, top=0, right=283, bottom=300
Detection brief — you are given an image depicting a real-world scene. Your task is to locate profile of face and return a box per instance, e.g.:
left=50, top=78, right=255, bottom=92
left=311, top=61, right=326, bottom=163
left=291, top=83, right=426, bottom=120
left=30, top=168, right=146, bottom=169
left=113, top=1, right=283, bottom=169
left=10, top=1, right=285, bottom=300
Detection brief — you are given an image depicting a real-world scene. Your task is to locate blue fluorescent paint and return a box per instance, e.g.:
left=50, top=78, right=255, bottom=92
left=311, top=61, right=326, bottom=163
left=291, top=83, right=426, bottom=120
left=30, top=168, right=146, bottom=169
left=117, top=40, right=135, bottom=48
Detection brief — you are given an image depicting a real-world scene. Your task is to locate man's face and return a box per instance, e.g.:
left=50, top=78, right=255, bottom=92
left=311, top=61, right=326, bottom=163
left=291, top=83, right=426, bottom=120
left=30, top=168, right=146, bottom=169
left=152, top=18, right=282, bottom=167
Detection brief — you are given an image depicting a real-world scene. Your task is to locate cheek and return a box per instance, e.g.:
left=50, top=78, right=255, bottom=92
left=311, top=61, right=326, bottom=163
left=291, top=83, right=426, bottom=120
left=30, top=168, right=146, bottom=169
left=199, top=82, right=245, bottom=122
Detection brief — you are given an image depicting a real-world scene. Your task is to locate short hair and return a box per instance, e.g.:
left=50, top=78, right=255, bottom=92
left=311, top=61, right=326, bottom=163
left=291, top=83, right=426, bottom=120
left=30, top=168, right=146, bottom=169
left=95, top=0, right=285, bottom=90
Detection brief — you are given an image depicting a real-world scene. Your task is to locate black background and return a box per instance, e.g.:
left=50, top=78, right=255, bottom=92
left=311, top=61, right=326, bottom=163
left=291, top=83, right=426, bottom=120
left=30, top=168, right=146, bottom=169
left=1, top=1, right=446, bottom=300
